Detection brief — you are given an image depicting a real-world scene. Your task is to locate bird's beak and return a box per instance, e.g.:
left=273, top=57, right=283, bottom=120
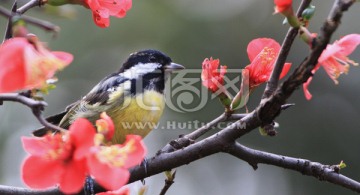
left=165, top=62, right=185, bottom=72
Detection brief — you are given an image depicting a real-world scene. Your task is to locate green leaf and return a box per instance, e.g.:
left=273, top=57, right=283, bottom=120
left=302, top=5, right=315, bottom=21
left=339, top=160, right=347, bottom=169
left=259, top=127, right=268, bottom=136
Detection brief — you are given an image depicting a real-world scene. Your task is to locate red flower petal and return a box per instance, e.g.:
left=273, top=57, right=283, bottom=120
left=96, top=112, right=115, bottom=141
left=306, top=34, right=360, bottom=100
left=86, top=0, right=131, bottom=27
left=318, top=44, right=342, bottom=63
left=244, top=38, right=290, bottom=89
left=22, top=155, right=63, bottom=189
left=70, top=118, right=96, bottom=160
left=0, top=38, right=27, bottom=93
left=92, top=12, right=110, bottom=28
left=122, top=135, right=147, bottom=169
left=274, top=0, right=292, bottom=13
left=302, top=65, right=320, bottom=100
left=303, top=76, right=313, bottom=100
left=52, top=51, right=74, bottom=65
left=247, top=38, right=280, bottom=63
left=201, top=58, right=227, bottom=92
left=336, top=34, right=360, bottom=56
left=279, top=62, right=292, bottom=79
left=0, top=36, right=73, bottom=92
left=21, top=136, right=52, bottom=156
left=88, top=154, right=130, bottom=191
left=59, top=159, right=87, bottom=194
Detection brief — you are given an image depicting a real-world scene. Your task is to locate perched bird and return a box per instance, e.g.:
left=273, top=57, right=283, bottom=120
left=33, top=49, right=184, bottom=144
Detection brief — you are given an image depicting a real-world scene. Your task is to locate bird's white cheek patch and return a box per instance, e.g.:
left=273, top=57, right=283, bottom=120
left=119, top=62, right=161, bottom=80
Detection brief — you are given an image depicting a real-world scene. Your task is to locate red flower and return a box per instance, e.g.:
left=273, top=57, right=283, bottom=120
left=274, top=0, right=292, bottom=14
left=85, top=0, right=132, bottom=28
left=22, top=113, right=146, bottom=193
left=96, top=112, right=115, bottom=141
left=245, top=38, right=291, bottom=89
left=0, top=36, right=73, bottom=93
left=201, top=58, right=227, bottom=93
left=21, top=118, right=96, bottom=194
left=303, top=34, right=360, bottom=100
left=87, top=135, right=146, bottom=191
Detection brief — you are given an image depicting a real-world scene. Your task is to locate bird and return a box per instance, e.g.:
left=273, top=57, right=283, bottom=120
left=33, top=49, right=184, bottom=144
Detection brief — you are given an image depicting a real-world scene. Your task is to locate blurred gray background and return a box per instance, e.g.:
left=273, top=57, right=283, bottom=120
left=1, top=0, right=360, bottom=194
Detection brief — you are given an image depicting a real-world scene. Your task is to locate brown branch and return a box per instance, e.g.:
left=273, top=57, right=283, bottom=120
left=257, top=0, right=355, bottom=126
left=159, top=112, right=249, bottom=154
left=3, top=2, right=17, bottom=42
left=159, top=171, right=176, bottom=195
left=0, top=185, right=62, bottom=195
left=0, top=93, right=67, bottom=133
left=17, top=0, right=45, bottom=14
left=262, top=0, right=312, bottom=99
left=0, top=6, right=60, bottom=34
left=225, top=142, right=360, bottom=193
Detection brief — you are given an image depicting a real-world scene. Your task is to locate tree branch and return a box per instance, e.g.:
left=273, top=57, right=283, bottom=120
left=159, top=170, right=176, bottom=195
left=3, top=2, right=17, bottom=42
left=225, top=142, right=360, bottom=193
left=121, top=0, right=360, bottom=183
left=16, top=0, right=45, bottom=14
left=0, top=93, right=67, bottom=133
left=0, top=185, right=62, bottom=195
left=0, top=6, right=60, bottom=34
left=262, top=0, right=312, bottom=99
left=257, top=0, right=355, bottom=126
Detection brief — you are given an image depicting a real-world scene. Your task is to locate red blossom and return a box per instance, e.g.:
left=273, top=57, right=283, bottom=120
left=245, top=38, right=291, bottom=89
left=22, top=113, right=146, bottom=193
left=87, top=135, right=146, bottom=191
left=21, top=118, right=96, bottom=194
left=85, top=0, right=132, bottom=28
left=0, top=36, right=73, bottom=93
left=96, top=112, right=115, bottom=141
left=303, top=34, right=360, bottom=100
left=274, top=0, right=292, bottom=14
left=201, top=57, right=227, bottom=93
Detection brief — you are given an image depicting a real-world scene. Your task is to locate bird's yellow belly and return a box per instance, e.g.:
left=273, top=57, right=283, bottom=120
left=109, top=90, right=165, bottom=144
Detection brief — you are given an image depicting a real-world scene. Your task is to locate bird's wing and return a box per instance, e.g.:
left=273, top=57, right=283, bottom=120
left=58, top=73, right=131, bottom=129
left=33, top=73, right=131, bottom=137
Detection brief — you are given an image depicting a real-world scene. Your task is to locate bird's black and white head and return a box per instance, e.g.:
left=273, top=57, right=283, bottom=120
left=118, top=49, right=184, bottom=94
left=85, top=49, right=184, bottom=105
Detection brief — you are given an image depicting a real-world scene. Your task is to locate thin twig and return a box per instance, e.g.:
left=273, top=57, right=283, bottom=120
left=159, top=180, right=174, bottom=195
left=159, top=106, right=291, bottom=154
left=17, top=0, right=44, bottom=14
left=159, top=113, right=247, bottom=153
left=3, top=2, right=17, bottom=42
left=225, top=142, right=360, bottom=193
left=0, top=93, right=67, bottom=133
left=226, top=113, right=248, bottom=121
left=0, top=6, right=60, bottom=34
left=262, top=0, right=312, bottom=99
left=159, top=171, right=176, bottom=195
left=0, top=185, right=62, bottom=195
